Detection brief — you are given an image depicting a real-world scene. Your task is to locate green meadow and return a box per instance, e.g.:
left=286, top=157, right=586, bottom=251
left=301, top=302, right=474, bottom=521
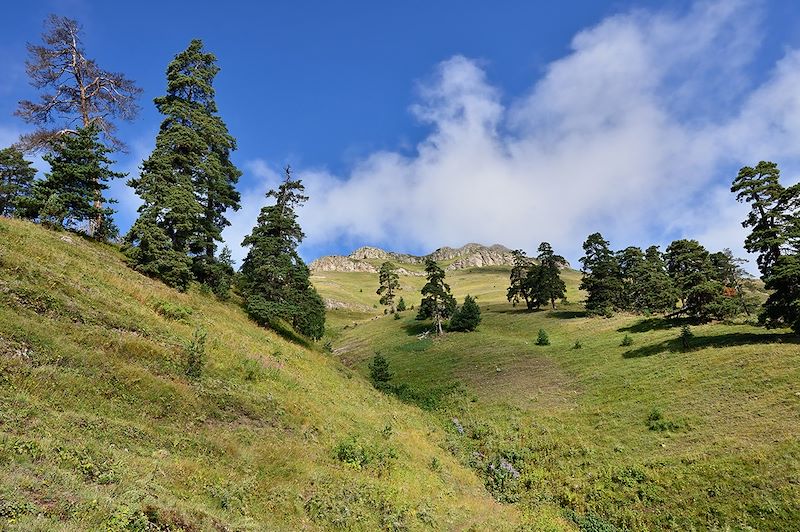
left=315, top=263, right=800, bottom=530
left=0, top=218, right=537, bottom=531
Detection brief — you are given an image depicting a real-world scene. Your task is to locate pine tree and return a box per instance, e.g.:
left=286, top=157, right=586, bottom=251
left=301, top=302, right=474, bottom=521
left=376, top=261, right=401, bottom=312
left=0, top=147, right=37, bottom=217
left=732, top=162, right=800, bottom=332
left=396, top=297, right=407, bottom=312
left=532, top=242, right=567, bottom=309
left=125, top=39, right=240, bottom=291
left=710, top=249, right=752, bottom=316
left=617, top=246, right=646, bottom=311
left=449, top=294, right=482, bottom=332
left=238, top=167, right=325, bottom=340
left=369, top=353, right=393, bottom=392
left=507, top=249, right=534, bottom=309
left=731, top=162, right=785, bottom=273
left=26, top=127, right=121, bottom=238
left=123, top=210, right=193, bottom=290
left=665, top=239, right=734, bottom=320
left=638, top=246, right=679, bottom=313
left=417, top=258, right=456, bottom=335
left=16, top=15, right=141, bottom=152
left=16, top=15, right=141, bottom=236
left=579, top=233, right=622, bottom=315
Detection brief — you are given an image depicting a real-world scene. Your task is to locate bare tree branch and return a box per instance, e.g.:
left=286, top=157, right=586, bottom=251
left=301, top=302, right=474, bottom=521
left=14, top=14, right=142, bottom=153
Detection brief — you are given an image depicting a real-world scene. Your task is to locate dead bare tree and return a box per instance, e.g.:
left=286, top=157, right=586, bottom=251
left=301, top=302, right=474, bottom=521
left=15, top=14, right=142, bottom=234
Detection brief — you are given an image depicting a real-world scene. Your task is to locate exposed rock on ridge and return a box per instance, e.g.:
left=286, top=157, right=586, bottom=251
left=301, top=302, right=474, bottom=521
left=310, top=243, right=521, bottom=274
left=309, top=256, right=378, bottom=273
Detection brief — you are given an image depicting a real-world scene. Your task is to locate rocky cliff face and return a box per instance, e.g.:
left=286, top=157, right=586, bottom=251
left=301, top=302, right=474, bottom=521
left=444, top=247, right=516, bottom=271
left=308, top=256, right=378, bottom=273
left=349, top=246, right=424, bottom=264
left=310, top=243, right=522, bottom=274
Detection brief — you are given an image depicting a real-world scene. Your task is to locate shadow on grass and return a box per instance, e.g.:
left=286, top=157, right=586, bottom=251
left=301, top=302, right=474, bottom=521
left=623, top=332, right=799, bottom=358
left=618, top=317, right=696, bottom=333
left=402, top=320, right=433, bottom=337
left=269, top=318, right=315, bottom=349
left=550, top=310, right=589, bottom=319
left=492, top=307, right=538, bottom=315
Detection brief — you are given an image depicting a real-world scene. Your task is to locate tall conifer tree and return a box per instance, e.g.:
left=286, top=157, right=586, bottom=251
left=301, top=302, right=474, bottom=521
left=507, top=249, right=535, bottom=309
left=579, top=233, right=622, bottom=315
left=732, top=161, right=800, bottom=331
left=26, top=126, right=121, bottom=238
left=239, top=167, right=325, bottom=340
left=377, top=261, right=401, bottom=312
left=417, top=258, right=457, bottom=335
left=126, top=39, right=241, bottom=290
left=533, top=242, right=567, bottom=309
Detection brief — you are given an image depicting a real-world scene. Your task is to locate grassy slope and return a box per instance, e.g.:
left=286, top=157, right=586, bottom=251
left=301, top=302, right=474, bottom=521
left=0, top=218, right=541, bottom=531
left=316, top=264, right=800, bottom=530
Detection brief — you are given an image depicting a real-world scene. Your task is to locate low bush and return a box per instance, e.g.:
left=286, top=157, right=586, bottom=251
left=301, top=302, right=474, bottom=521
left=153, top=300, right=193, bottom=321
left=536, top=329, right=550, bottom=346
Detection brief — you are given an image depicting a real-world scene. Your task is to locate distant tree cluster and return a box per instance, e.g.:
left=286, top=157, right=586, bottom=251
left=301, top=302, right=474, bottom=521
left=578, top=233, right=752, bottom=320
left=2, top=15, right=325, bottom=342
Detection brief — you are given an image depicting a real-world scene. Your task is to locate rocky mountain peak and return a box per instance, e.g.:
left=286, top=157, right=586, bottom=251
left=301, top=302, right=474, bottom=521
left=310, top=243, right=522, bottom=274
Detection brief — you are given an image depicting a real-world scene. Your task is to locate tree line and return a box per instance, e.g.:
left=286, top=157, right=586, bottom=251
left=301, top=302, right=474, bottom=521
left=577, top=234, right=753, bottom=320
left=0, top=15, right=324, bottom=340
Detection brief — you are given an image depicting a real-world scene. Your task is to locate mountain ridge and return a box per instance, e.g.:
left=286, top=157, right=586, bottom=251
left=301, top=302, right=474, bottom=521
left=310, top=242, right=519, bottom=274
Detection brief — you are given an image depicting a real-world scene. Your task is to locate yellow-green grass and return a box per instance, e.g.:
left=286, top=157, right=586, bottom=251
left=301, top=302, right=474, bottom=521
left=0, top=218, right=546, bottom=531
left=318, top=263, right=800, bottom=530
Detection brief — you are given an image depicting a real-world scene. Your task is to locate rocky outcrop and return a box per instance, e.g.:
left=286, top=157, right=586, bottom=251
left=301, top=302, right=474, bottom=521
left=349, top=246, right=423, bottom=264
left=445, top=248, right=516, bottom=271
left=429, top=243, right=511, bottom=262
left=309, top=256, right=378, bottom=273
left=311, top=243, right=523, bottom=274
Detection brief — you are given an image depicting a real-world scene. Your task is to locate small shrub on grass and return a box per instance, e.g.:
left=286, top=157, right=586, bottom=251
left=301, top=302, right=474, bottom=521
left=449, top=295, right=482, bottom=332
left=536, top=329, right=550, bottom=346
left=153, top=300, right=193, bottom=321
left=333, top=436, right=397, bottom=473
left=185, top=327, right=207, bottom=381
left=394, top=313, right=401, bottom=320
left=680, top=325, right=694, bottom=349
left=565, top=510, right=618, bottom=532
left=396, top=297, right=406, bottom=312
left=647, top=408, right=687, bottom=432
left=621, top=334, right=634, bottom=346
left=573, top=340, right=583, bottom=349
left=241, top=358, right=265, bottom=382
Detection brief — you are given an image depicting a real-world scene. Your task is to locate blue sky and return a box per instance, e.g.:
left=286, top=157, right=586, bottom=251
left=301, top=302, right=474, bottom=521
left=3, top=1, right=800, bottom=269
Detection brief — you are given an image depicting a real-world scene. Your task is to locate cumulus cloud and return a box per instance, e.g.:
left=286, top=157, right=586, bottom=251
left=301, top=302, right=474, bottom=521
left=229, top=0, right=800, bottom=271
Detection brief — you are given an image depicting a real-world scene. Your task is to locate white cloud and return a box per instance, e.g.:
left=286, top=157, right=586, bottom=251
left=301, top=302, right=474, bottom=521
left=229, top=0, right=800, bottom=272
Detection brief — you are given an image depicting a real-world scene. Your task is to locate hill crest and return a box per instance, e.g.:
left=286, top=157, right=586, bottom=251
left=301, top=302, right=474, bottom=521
left=310, top=243, right=517, bottom=274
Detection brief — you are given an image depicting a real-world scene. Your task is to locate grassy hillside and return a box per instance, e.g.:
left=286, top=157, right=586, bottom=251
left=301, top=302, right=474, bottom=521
left=0, top=218, right=545, bottom=531
left=315, top=263, right=800, bottom=530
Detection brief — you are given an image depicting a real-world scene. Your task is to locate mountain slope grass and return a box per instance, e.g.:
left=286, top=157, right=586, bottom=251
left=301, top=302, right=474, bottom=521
left=0, top=218, right=546, bottom=531
left=316, top=264, right=800, bottom=530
